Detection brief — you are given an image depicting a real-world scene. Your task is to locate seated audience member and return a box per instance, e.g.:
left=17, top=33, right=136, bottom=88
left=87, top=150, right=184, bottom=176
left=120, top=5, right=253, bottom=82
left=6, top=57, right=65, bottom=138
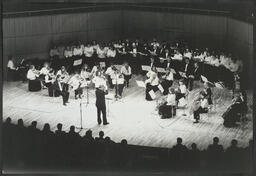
left=7, top=57, right=17, bottom=81
left=193, top=91, right=209, bottom=123
left=170, top=137, right=188, bottom=167
left=207, top=137, right=224, bottom=167
left=120, top=62, right=132, bottom=88
left=188, top=143, right=200, bottom=169
left=73, top=45, right=83, bottom=58
left=83, top=130, right=95, bottom=144
left=27, top=65, right=41, bottom=92
left=225, top=139, right=241, bottom=161
left=97, top=45, right=107, bottom=61
left=49, top=45, right=60, bottom=60
left=95, top=131, right=105, bottom=143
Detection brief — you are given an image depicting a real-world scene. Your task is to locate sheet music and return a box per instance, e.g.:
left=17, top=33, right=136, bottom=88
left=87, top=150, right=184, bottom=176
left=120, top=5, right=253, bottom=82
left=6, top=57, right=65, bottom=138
left=158, top=84, right=164, bottom=93
left=149, top=90, right=156, bottom=99
left=179, top=72, right=187, bottom=78
left=156, top=67, right=166, bottom=73
left=141, top=65, right=151, bottom=72
left=136, top=80, right=146, bottom=88
left=73, top=59, right=82, bottom=66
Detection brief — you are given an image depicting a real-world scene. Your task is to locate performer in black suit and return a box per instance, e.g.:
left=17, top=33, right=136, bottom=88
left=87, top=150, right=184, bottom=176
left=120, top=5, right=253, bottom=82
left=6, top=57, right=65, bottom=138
left=95, top=84, right=109, bottom=125
left=183, top=58, right=194, bottom=91
left=51, top=75, right=70, bottom=106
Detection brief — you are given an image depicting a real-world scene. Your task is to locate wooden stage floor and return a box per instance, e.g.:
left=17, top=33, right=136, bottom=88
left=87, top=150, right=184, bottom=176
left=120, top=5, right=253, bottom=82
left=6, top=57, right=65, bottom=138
left=3, top=75, right=253, bottom=150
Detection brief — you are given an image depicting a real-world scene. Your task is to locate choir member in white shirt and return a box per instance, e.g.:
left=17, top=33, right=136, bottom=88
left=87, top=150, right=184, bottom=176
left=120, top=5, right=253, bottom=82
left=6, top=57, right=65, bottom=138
left=172, top=50, right=183, bottom=61
left=106, top=46, right=117, bottom=66
left=73, top=45, right=83, bottom=57
left=64, top=46, right=73, bottom=59
left=193, top=91, right=209, bottom=123
left=49, top=46, right=60, bottom=60
left=161, top=67, right=174, bottom=95
left=97, top=45, right=107, bottom=61
left=68, top=70, right=83, bottom=99
left=92, top=40, right=99, bottom=53
left=183, top=49, right=192, bottom=59
left=120, top=62, right=132, bottom=87
left=27, top=65, right=41, bottom=92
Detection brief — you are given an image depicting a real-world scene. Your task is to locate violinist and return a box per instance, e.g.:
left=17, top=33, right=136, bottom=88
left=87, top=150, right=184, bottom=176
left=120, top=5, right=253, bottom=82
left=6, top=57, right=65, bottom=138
left=68, top=70, right=83, bottom=99
left=56, top=66, right=70, bottom=92
left=39, top=62, right=51, bottom=89
left=159, top=87, right=177, bottom=118
left=161, top=67, right=174, bottom=95
left=120, top=62, right=132, bottom=88
left=45, top=69, right=56, bottom=97
left=145, top=66, right=159, bottom=101
left=193, top=91, right=209, bottom=123
left=112, top=69, right=125, bottom=98
left=105, top=63, right=116, bottom=89
left=27, top=65, right=41, bottom=92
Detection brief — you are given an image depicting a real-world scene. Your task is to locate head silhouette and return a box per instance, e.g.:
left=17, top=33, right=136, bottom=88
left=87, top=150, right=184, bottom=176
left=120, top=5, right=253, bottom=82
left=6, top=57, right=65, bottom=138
left=177, top=137, right=183, bottom=145
left=57, top=123, right=62, bottom=131
left=70, top=125, right=75, bottom=132
left=121, top=139, right=128, bottom=146
left=213, top=137, right=219, bottom=145
left=191, top=143, right=197, bottom=150
left=85, top=130, right=92, bottom=137
left=17, top=119, right=24, bottom=127
left=99, top=131, right=104, bottom=138
left=31, top=121, right=37, bottom=128
left=231, top=139, right=238, bottom=147
left=5, top=117, right=11, bottom=124
left=43, top=123, right=50, bottom=131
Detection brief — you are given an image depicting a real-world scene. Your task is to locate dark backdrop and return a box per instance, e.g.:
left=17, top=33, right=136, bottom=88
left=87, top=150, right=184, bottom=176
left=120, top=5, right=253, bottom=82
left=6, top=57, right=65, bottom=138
left=2, top=6, right=253, bottom=87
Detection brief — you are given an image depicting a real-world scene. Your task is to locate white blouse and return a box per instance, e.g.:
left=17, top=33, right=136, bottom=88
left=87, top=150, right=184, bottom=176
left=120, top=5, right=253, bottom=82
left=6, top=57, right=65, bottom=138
left=27, top=69, right=38, bottom=80
left=166, top=93, right=176, bottom=106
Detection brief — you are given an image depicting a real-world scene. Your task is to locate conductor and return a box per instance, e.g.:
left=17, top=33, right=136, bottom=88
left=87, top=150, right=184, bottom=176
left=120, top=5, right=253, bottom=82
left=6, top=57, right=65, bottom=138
left=95, top=84, right=109, bottom=125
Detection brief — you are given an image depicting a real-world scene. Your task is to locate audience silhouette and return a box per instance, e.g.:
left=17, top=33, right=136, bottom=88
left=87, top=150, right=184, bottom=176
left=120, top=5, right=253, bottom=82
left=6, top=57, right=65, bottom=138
left=2, top=118, right=253, bottom=171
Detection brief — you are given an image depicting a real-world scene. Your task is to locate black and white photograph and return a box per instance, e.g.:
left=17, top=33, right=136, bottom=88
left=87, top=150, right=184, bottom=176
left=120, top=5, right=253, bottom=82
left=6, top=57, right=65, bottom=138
left=1, top=0, right=255, bottom=175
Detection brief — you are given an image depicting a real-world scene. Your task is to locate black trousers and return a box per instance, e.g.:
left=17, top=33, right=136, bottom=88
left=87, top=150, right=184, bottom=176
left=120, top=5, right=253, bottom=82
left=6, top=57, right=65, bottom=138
left=124, top=75, right=131, bottom=87
left=185, top=77, right=194, bottom=91
left=96, top=105, right=107, bottom=124
left=193, top=107, right=208, bottom=121
left=75, top=88, right=83, bottom=98
left=58, top=90, right=69, bottom=104
left=161, top=80, right=173, bottom=95
left=118, top=84, right=124, bottom=96
left=108, top=76, right=114, bottom=89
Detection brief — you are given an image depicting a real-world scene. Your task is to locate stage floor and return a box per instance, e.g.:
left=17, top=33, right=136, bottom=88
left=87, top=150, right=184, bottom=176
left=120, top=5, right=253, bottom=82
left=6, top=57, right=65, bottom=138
left=3, top=75, right=253, bottom=150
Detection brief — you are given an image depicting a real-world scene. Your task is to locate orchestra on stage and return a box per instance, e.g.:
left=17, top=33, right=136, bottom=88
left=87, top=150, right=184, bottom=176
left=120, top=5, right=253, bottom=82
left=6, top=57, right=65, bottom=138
left=7, top=38, right=247, bottom=127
